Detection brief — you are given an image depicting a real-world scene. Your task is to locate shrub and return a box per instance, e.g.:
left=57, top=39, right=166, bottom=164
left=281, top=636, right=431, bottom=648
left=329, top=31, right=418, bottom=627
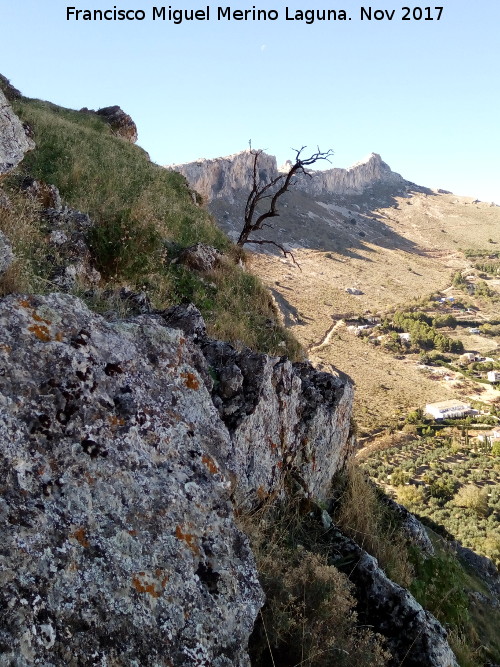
left=241, top=495, right=390, bottom=667
left=410, top=550, right=469, bottom=628
left=453, top=485, right=489, bottom=517
left=396, top=485, right=425, bottom=509
left=250, top=549, right=390, bottom=666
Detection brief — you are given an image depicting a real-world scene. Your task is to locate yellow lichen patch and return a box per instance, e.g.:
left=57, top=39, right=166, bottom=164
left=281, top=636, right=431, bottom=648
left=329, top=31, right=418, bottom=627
left=180, top=371, right=200, bottom=390
left=28, top=324, right=51, bottom=342
left=175, top=525, right=200, bottom=555
left=202, top=454, right=218, bottom=475
left=132, top=570, right=168, bottom=598
left=109, top=415, right=125, bottom=427
left=70, top=527, right=90, bottom=548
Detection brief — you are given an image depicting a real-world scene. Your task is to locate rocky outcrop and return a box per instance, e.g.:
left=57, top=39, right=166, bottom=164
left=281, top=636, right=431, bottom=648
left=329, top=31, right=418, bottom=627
left=0, top=74, right=22, bottom=101
left=0, top=294, right=354, bottom=664
left=0, top=88, right=34, bottom=176
left=330, top=527, right=458, bottom=667
left=382, top=496, right=435, bottom=557
left=161, top=303, right=355, bottom=504
left=42, top=204, right=101, bottom=290
left=168, top=150, right=278, bottom=203
left=80, top=105, right=138, bottom=143
left=168, top=149, right=406, bottom=203
left=97, top=106, right=138, bottom=143
left=0, top=294, right=263, bottom=665
left=178, top=242, right=222, bottom=272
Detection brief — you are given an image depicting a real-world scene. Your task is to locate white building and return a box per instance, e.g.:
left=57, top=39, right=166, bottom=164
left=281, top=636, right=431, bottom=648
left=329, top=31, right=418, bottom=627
left=487, top=370, right=500, bottom=384
left=424, top=400, right=472, bottom=420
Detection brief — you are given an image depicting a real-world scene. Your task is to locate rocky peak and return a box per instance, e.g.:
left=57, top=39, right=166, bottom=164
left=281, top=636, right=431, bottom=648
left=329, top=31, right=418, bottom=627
left=167, top=149, right=406, bottom=202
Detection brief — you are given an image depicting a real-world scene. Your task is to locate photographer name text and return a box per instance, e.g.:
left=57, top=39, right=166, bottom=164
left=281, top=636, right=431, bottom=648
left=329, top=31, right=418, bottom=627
left=65, top=6, right=445, bottom=24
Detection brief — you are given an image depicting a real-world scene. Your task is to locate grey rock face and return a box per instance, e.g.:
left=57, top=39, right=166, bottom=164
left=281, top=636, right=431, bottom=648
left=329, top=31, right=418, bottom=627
left=161, top=302, right=208, bottom=341
left=0, top=89, right=34, bottom=175
left=0, top=229, right=14, bottom=274
left=201, top=340, right=354, bottom=504
left=0, top=293, right=263, bottom=665
left=156, top=303, right=354, bottom=504
left=43, top=206, right=101, bottom=289
left=330, top=527, right=458, bottom=667
left=168, top=149, right=406, bottom=203
left=382, top=496, right=435, bottom=557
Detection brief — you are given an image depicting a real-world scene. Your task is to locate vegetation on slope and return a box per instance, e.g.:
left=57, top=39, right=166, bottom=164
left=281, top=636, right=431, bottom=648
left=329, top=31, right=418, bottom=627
left=1, top=93, right=301, bottom=359
left=362, top=432, right=500, bottom=566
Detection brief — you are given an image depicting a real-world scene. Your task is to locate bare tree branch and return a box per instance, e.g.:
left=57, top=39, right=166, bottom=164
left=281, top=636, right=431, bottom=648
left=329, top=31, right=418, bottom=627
left=244, top=238, right=301, bottom=269
left=237, top=146, right=334, bottom=259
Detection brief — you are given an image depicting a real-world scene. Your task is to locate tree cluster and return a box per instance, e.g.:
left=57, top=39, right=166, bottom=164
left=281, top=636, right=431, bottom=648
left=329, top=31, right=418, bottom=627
left=385, top=311, right=464, bottom=353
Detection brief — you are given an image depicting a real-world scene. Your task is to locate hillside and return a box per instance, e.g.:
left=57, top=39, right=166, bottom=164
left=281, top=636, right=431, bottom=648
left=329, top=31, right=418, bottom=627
left=1, top=77, right=499, bottom=666
left=172, top=149, right=500, bottom=432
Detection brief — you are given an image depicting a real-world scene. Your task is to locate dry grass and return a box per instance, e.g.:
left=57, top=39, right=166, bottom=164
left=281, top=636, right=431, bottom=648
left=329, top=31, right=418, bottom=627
left=240, top=496, right=391, bottom=667
left=0, top=189, right=52, bottom=295
left=333, top=462, right=414, bottom=587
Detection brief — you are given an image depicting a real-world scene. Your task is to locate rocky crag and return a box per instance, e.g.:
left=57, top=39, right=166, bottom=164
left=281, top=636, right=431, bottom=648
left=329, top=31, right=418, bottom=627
left=168, top=150, right=406, bottom=204
left=0, top=80, right=461, bottom=665
left=166, top=149, right=425, bottom=251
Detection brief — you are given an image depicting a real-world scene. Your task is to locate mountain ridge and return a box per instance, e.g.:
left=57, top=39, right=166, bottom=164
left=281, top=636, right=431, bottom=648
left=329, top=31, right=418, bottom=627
left=167, top=149, right=409, bottom=203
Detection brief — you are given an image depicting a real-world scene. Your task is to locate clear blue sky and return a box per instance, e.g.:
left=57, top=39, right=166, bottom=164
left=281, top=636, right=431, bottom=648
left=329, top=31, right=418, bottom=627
left=2, top=0, right=499, bottom=201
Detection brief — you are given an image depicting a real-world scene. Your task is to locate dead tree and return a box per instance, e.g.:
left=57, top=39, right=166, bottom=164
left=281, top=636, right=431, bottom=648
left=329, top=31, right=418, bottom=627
left=236, top=146, right=334, bottom=260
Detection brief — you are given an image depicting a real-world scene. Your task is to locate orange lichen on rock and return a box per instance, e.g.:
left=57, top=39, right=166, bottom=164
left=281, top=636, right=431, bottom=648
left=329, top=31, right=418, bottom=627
left=132, top=570, right=168, bottom=598
left=202, top=454, right=218, bottom=475
left=180, top=371, right=200, bottom=390
left=175, top=524, right=200, bottom=555
left=32, top=311, right=51, bottom=325
left=28, top=324, right=51, bottom=342
left=109, top=415, right=125, bottom=427
left=70, top=527, right=90, bottom=548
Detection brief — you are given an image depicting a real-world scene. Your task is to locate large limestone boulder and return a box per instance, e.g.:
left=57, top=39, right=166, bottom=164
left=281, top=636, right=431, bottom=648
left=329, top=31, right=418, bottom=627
left=0, top=294, right=355, bottom=663
left=0, top=88, right=34, bottom=176
left=0, top=294, right=263, bottom=665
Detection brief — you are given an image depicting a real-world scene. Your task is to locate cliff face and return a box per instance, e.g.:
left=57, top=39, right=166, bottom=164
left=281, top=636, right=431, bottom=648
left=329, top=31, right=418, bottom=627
left=0, top=294, right=353, bottom=665
left=167, top=150, right=406, bottom=203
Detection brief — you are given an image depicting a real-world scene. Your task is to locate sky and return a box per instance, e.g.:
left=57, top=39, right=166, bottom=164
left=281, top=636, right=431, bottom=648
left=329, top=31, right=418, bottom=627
left=2, top=0, right=499, bottom=202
